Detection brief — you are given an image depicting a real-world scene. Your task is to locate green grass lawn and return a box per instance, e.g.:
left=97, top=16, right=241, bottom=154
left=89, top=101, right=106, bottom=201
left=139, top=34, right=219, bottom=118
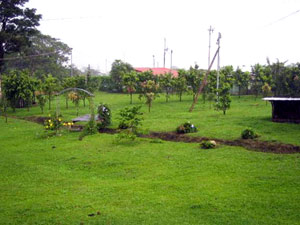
left=1, top=93, right=300, bottom=224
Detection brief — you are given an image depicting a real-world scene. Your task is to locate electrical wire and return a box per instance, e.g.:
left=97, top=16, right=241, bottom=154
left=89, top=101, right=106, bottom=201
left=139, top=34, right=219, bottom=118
left=265, top=9, right=300, bottom=27
left=41, top=16, right=101, bottom=22
left=0, top=52, right=58, bottom=61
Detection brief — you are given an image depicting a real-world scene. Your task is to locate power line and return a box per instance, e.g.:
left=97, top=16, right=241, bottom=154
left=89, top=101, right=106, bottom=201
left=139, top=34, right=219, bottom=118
left=41, top=16, right=101, bottom=22
left=0, top=52, right=58, bottom=61
left=265, top=9, right=300, bottom=27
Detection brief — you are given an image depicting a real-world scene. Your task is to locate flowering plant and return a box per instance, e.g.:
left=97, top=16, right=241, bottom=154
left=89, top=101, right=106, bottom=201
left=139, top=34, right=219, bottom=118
left=44, top=113, right=63, bottom=132
left=63, top=121, right=74, bottom=128
left=176, top=121, right=197, bottom=134
left=97, top=103, right=111, bottom=129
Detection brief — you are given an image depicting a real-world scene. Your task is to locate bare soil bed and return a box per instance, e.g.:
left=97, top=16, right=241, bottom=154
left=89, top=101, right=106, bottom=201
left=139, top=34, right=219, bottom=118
left=141, top=132, right=300, bottom=154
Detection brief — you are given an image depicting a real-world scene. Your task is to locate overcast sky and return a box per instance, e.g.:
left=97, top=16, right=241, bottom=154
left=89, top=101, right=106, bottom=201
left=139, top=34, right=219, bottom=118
left=26, top=0, right=300, bottom=73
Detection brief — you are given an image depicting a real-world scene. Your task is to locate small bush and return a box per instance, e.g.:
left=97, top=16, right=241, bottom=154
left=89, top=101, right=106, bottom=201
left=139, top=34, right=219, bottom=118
left=118, top=106, right=143, bottom=133
left=97, top=103, right=111, bottom=129
left=114, top=129, right=137, bottom=143
left=44, top=113, right=63, bottom=132
left=176, top=121, right=197, bottom=134
left=79, top=120, right=98, bottom=141
left=241, top=128, right=258, bottom=139
left=200, top=140, right=217, bottom=149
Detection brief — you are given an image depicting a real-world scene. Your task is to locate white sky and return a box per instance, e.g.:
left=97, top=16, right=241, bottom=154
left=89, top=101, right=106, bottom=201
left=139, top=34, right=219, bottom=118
left=26, top=0, right=300, bottom=73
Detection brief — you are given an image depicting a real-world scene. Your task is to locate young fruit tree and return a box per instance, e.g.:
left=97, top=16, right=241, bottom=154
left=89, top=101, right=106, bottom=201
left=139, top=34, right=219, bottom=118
left=139, top=80, right=159, bottom=112
left=122, top=71, right=138, bottom=104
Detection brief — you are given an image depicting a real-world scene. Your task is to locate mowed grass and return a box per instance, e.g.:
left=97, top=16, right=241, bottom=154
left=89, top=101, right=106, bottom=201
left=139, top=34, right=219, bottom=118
left=1, top=92, right=300, bottom=224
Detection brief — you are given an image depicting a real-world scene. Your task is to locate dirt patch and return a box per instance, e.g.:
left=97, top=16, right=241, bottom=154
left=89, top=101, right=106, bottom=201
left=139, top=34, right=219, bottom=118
left=99, top=128, right=119, bottom=134
left=22, top=116, right=49, bottom=124
left=141, top=132, right=300, bottom=154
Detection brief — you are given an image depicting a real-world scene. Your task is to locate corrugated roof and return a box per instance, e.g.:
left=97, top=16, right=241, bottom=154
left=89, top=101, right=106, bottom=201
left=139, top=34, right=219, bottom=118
left=263, top=97, right=300, bottom=101
left=135, top=67, right=178, bottom=78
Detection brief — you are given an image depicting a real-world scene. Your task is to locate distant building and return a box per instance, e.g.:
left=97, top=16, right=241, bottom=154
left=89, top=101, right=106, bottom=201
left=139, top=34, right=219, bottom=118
left=263, top=97, right=300, bottom=123
left=134, top=67, right=178, bottom=78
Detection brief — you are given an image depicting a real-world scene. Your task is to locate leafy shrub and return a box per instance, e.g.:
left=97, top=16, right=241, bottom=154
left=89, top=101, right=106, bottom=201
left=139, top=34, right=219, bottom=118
left=118, top=106, right=143, bottom=133
left=176, top=121, right=197, bottom=134
left=114, top=129, right=137, bottom=143
left=241, top=128, right=258, bottom=139
left=44, top=113, right=63, bottom=132
left=79, top=120, right=98, bottom=140
left=200, top=140, right=217, bottom=149
left=97, top=103, right=111, bottom=129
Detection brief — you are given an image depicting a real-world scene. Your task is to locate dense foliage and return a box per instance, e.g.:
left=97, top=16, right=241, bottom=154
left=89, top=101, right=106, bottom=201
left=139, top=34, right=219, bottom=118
left=97, top=103, right=111, bottom=129
left=0, top=0, right=41, bottom=72
left=176, top=121, right=197, bottom=134
left=118, top=106, right=143, bottom=132
left=2, top=70, right=35, bottom=111
left=241, top=128, right=258, bottom=139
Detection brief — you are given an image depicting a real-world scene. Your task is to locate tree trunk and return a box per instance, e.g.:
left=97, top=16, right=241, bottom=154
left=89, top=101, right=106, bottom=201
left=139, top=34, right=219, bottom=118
left=130, top=93, right=133, bottom=104
left=238, top=86, right=241, bottom=98
left=179, top=93, right=182, bottom=102
left=223, top=110, right=226, bottom=115
left=48, top=94, right=51, bottom=110
left=65, top=97, right=68, bottom=109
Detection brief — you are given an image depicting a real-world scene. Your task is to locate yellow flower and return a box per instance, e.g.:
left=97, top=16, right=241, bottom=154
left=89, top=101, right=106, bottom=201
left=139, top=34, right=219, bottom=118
left=45, top=126, right=49, bottom=129
left=58, top=118, right=62, bottom=122
left=68, top=122, right=72, bottom=126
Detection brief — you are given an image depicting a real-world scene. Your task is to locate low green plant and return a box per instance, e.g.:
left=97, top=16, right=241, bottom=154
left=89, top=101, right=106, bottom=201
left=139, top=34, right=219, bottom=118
left=97, top=103, right=111, bottom=129
left=200, top=140, right=217, bottom=149
left=114, top=129, right=137, bottom=143
left=176, top=121, right=197, bottom=134
left=79, top=120, right=98, bottom=140
left=44, top=113, right=63, bottom=131
left=118, top=106, right=143, bottom=132
left=241, top=128, right=258, bottom=139
left=43, top=113, right=63, bottom=135
left=115, top=106, right=143, bottom=143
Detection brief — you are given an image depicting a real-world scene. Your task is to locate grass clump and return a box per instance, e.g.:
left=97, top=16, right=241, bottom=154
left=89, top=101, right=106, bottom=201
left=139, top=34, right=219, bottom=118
left=200, top=140, right=217, bottom=149
left=241, top=128, right=258, bottom=139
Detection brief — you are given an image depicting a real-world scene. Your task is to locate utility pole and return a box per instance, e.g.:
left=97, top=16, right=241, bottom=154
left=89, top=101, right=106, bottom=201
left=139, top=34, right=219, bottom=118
left=216, top=32, right=222, bottom=96
left=163, top=38, right=168, bottom=68
left=208, top=26, right=214, bottom=68
left=70, top=48, right=73, bottom=76
left=105, top=59, right=108, bottom=74
left=86, top=64, right=90, bottom=86
left=170, top=50, right=173, bottom=69
left=153, top=55, right=155, bottom=68
left=189, top=47, right=220, bottom=112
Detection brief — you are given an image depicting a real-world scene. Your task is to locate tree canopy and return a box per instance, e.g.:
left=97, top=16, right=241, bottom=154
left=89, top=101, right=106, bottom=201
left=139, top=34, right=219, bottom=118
left=0, top=0, right=41, bottom=72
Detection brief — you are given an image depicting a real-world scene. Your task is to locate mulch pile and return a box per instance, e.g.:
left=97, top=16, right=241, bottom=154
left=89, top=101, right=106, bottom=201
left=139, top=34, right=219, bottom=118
left=19, top=116, right=300, bottom=154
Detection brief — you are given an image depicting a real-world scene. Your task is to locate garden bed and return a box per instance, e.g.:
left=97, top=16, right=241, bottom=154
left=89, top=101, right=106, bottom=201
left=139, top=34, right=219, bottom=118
left=20, top=116, right=300, bottom=154
left=141, top=132, right=300, bottom=154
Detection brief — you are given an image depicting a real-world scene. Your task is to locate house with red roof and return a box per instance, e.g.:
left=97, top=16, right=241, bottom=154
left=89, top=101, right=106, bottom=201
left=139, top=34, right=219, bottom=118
left=135, top=67, right=178, bottom=78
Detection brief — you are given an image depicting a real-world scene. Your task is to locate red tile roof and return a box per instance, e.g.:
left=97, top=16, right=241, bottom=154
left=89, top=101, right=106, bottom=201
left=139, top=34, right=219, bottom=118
left=135, top=67, right=178, bottom=78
